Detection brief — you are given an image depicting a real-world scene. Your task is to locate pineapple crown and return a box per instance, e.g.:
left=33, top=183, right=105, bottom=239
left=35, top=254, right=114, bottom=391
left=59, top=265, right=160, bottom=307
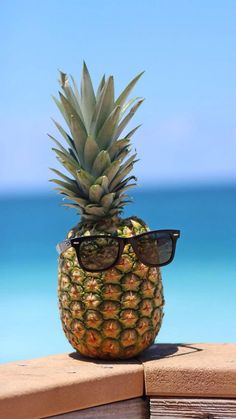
left=49, top=61, right=144, bottom=223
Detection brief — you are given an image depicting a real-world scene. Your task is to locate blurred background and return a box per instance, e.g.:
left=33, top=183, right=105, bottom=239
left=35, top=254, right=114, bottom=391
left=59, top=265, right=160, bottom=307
left=0, top=0, right=235, bottom=363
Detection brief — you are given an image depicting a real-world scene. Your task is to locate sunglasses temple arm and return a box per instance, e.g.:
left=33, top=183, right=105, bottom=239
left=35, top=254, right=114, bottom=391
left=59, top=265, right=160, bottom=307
left=56, top=239, right=72, bottom=255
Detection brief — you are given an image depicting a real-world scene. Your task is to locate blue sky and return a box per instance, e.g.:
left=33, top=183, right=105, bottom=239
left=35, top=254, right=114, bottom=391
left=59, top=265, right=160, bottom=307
left=1, top=0, right=236, bottom=193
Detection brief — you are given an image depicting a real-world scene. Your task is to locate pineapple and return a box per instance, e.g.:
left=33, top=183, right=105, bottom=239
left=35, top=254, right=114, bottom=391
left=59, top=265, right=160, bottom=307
left=50, top=62, right=164, bottom=359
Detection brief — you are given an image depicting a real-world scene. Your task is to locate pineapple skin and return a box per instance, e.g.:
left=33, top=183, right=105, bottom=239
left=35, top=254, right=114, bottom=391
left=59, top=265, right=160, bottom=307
left=58, top=217, right=164, bottom=359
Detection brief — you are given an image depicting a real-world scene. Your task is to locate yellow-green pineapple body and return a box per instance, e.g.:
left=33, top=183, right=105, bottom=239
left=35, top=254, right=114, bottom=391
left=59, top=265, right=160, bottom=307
left=58, top=217, right=164, bottom=359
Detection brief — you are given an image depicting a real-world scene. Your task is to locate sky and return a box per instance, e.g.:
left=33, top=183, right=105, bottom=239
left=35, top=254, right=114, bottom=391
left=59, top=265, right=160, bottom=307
left=1, top=0, right=236, bottom=194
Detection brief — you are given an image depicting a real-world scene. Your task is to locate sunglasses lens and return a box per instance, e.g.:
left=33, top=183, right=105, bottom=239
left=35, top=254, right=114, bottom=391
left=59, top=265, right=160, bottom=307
left=135, top=232, right=173, bottom=266
left=79, top=237, right=119, bottom=271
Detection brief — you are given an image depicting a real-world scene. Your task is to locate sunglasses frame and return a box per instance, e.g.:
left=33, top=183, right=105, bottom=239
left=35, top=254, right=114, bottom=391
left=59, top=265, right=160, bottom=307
left=57, top=229, right=180, bottom=272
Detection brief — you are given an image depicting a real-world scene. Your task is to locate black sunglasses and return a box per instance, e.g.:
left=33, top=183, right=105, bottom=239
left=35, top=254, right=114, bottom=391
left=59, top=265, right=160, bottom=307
left=57, top=229, right=180, bottom=272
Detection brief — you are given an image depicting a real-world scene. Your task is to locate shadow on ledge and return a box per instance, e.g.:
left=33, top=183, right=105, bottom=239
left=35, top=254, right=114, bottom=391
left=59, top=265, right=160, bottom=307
left=138, top=343, right=203, bottom=361
left=69, top=351, right=141, bottom=366
left=69, top=343, right=202, bottom=365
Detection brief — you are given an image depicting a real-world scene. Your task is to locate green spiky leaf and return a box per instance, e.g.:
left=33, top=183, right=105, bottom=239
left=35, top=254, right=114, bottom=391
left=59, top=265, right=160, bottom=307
left=100, top=192, right=115, bottom=208
left=91, top=76, right=114, bottom=135
left=52, top=95, right=70, bottom=125
left=51, top=119, right=78, bottom=156
left=96, top=105, right=121, bottom=149
left=62, top=203, right=81, bottom=211
left=124, top=124, right=142, bottom=139
left=80, top=62, right=96, bottom=131
left=70, top=74, right=81, bottom=103
left=96, top=74, right=106, bottom=100
left=116, top=148, right=130, bottom=163
left=116, top=183, right=137, bottom=195
left=109, top=163, right=135, bottom=190
left=113, top=175, right=137, bottom=192
left=113, top=99, right=144, bottom=140
left=91, top=150, right=111, bottom=178
left=119, top=97, right=141, bottom=119
left=76, top=169, right=94, bottom=195
left=107, top=139, right=130, bottom=160
left=85, top=205, right=106, bottom=216
left=59, top=71, right=84, bottom=122
left=103, top=159, right=121, bottom=184
left=115, top=71, right=144, bottom=108
left=83, top=135, right=100, bottom=171
left=49, top=168, right=75, bottom=184
left=119, top=153, right=138, bottom=172
left=49, top=135, right=79, bottom=166
left=51, top=148, right=78, bottom=170
left=72, top=197, right=88, bottom=208
left=59, top=92, right=87, bottom=158
left=95, top=175, right=109, bottom=193
left=89, top=184, right=104, bottom=203
left=49, top=178, right=79, bottom=194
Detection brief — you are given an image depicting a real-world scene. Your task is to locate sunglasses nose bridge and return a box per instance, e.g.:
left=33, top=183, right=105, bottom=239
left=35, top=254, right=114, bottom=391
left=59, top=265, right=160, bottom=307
left=125, top=237, right=138, bottom=255
left=116, top=237, right=134, bottom=258
left=124, top=236, right=135, bottom=248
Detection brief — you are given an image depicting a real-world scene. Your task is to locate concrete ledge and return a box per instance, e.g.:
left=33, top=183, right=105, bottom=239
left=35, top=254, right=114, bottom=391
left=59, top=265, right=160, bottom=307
left=138, top=343, right=236, bottom=398
left=0, top=353, right=143, bottom=419
left=0, top=344, right=236, bottom=419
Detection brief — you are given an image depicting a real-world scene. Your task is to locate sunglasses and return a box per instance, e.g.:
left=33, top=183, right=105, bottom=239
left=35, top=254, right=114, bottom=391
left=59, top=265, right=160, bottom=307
left=57, top=229, right=180, bottom=272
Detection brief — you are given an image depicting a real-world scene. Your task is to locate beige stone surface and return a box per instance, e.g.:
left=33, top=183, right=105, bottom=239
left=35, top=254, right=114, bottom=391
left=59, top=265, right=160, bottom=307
left=0, top=353, right=143, bottom=419
left=138, top=343, right=236, bottom=398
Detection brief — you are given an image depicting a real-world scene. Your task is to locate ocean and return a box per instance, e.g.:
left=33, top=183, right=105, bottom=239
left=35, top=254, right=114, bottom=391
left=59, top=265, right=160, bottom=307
left=0, top=184, right=235, bottom=363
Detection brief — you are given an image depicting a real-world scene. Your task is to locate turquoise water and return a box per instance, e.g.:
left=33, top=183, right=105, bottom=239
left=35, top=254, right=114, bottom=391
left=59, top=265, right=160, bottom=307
left=0, top=184, right=236, bottom=363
